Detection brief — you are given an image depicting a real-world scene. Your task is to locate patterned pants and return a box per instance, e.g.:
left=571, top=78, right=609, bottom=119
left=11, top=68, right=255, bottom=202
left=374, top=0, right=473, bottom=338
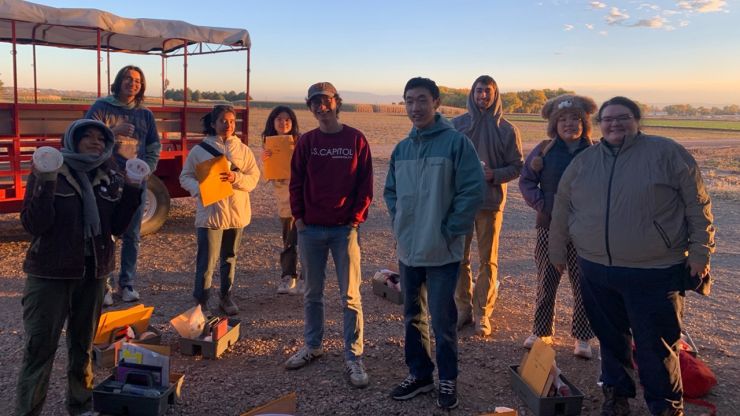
left=532, top=227, right=594, bottom=340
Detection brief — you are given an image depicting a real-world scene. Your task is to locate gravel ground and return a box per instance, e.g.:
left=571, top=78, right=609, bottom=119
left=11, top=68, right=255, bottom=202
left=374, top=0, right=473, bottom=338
left=0, top=111, right=737, bottom=415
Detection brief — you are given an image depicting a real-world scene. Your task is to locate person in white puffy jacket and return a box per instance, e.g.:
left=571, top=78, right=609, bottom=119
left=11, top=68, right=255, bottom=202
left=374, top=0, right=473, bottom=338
left=179, top=105, right=260, bottom=315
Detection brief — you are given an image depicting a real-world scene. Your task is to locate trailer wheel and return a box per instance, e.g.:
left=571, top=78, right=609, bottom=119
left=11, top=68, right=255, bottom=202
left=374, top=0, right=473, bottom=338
left=140, top=175, right=170, bottom=235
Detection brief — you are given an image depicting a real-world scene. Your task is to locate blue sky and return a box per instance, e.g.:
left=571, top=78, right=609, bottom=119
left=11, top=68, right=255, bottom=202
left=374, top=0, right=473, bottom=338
left=1, top=0, right=738, bottom=106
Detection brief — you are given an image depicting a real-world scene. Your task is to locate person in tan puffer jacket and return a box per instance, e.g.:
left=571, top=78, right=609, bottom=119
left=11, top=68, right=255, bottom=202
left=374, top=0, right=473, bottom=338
left=549, top=96, right=715, bottom=416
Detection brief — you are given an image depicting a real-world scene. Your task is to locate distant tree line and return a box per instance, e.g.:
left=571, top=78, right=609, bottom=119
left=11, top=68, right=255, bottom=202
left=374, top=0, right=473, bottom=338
left=663, top=104, right=740, bottom=117
left=438, top=87, right=577, bottom=114
left=164, top=88, right=250, bottom=102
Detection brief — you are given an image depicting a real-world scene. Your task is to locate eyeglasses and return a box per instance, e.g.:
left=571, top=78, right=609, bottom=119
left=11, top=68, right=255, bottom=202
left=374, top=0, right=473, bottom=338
left=309, top=96, right=334, bottom=107
left=123, top=76, right=142, bottom=85
left=599, top=114, right=634, bottom=124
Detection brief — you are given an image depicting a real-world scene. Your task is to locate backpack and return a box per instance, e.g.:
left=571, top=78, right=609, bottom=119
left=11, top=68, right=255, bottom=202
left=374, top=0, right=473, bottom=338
left=679, top=349, right=717, bottom=415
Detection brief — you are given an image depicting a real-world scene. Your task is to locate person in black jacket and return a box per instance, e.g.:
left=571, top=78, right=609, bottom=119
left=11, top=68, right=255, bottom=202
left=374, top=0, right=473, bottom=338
left=15, top=119, right=143, bottom=416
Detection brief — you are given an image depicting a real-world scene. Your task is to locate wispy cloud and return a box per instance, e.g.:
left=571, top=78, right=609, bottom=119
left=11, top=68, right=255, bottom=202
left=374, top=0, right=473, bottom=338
left=638, top=3, right=660, bottom=11
left=677, top=0, right=728, bottom=13
left=679, top=20, right=690, bottom=26
left=599, top=30, right=609, bottom=36
left=630, top=16, right=667, bottom=28
left=585, top=23, right=595, bottom=30
left=590, top=1, right=607, bottom=9
left=606, top=7, right=630, bottom=25
left=564, top=24, right=575, bottom=31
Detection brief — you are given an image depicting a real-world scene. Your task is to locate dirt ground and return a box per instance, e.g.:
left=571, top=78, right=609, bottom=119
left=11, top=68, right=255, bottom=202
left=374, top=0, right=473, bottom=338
left=0, top=110, right=737, bottom=415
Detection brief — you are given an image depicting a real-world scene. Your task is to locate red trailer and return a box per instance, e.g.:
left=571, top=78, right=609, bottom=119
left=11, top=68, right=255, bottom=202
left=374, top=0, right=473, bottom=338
left=0, top=0, right=251, bottom=234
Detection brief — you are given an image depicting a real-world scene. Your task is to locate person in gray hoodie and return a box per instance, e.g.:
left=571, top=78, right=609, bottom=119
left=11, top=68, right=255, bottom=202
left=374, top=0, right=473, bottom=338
left=385, top=77, right=484, bottom=410
left=452, top=75, right=523, bottom=336
left=86, top=65, right=161, bottom=304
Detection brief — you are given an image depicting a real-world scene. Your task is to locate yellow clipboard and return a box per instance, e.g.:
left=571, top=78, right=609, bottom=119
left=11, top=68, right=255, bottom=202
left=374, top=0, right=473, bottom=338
left=263, top=135, right=294, bottom=180
left=195, top=155, right=234, bottom=206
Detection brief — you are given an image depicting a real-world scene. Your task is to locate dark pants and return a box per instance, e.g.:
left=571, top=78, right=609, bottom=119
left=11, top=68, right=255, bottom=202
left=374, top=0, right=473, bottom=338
left=400, top=261, right=460, bottom=381
left=193, top=227, right=243, bottom=302
left=279, top=216, right=298, bottom=278
left=578, top=258, right=684, bottom=415
left=15, top=259, right=106, bottom=416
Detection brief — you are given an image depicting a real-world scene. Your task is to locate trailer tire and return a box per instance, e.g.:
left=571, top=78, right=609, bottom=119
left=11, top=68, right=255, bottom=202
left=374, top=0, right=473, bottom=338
left=140, top=175, right=170, bottom=236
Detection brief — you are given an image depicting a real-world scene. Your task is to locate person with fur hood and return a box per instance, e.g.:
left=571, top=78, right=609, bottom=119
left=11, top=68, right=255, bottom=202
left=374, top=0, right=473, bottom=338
left=452, top=75, right=523, bottom=337
left=518, top=94, right=597, bottom=358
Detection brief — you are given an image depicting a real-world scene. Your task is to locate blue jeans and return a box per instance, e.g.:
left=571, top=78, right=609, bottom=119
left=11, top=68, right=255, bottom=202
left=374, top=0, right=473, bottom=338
left=192, top=227, right=243, bottom=302
left=578, top=258, right=684, bottom=415
left=399, top=261, right=460, bottom=381
left=117, top=186, right=145, bottom=289
left=298, top=224, right=363, bottom=361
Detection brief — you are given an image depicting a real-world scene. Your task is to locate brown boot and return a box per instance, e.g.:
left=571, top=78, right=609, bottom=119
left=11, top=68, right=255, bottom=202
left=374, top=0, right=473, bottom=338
left=220, top=293, right=239, bottom=316
left=601, top=385, right=630, bottom=416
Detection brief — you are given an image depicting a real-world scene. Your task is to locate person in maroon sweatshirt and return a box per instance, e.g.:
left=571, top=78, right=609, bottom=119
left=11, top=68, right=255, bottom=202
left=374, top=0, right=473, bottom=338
left=284, top=82, right=374, bottom=388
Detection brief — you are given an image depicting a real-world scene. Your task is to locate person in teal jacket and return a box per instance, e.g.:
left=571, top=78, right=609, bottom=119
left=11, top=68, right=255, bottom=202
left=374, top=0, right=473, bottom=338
left=385, top=77, right=484, bottom=410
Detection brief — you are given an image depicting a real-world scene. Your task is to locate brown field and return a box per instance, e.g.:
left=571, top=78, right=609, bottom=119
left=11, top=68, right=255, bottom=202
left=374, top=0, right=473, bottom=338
left=0, top=109, right=737, bottom=415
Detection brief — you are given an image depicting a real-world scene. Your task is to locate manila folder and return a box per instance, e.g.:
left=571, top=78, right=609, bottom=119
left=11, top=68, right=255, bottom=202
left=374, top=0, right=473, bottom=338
left=195, top=155, right=233, bottom=207
left=263, top=135, right=294, bottom=180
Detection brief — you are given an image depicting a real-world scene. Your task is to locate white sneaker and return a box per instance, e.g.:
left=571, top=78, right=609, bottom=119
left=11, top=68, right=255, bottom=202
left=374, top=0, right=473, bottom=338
left=289, top=278, right=305, bottom=295
left=277, top=275, right=297, bottom=294
left=574, top=340, right=593, bottom=359
left=120, top=286, right=140, bottom=302
left=102, top=289, right=114, bottom=307
left=285, top=346, right=323, bottom=370
left=523, top=334, right=553, bottom=349
left=345, top=359, right=369, bottom=388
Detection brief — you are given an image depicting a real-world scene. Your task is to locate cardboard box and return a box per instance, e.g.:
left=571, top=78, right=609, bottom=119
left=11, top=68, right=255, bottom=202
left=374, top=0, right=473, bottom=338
left=94, top=325, right=162, bottom=368
left=372, top=276, right=403, bottom=305
left=509, top=365, right=584, bottom=416
left=241, top=392, right=296, bottom=416
left=179, top=318, right=240, bottom=359
left=92, top=372, right=184, bottom=416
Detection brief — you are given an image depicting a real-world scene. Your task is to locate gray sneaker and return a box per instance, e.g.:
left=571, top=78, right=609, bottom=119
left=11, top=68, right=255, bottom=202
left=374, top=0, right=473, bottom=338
left=220, top=293, right=239, bottom=316
left=285, top=346, right=323, bottom=370
left=289, top=278, right=306, bottom=295
left=102, top=289, right=114, bottom=307
left=120, top=286, right=140, bottom=302
left=345, top=359, right=369, bottom=388
left=277, top=275, right=297, bottom=294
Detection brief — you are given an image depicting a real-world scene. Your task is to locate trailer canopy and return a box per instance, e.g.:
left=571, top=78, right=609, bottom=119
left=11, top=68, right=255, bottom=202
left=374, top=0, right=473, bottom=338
left=0, top=0, right=250, bottom=54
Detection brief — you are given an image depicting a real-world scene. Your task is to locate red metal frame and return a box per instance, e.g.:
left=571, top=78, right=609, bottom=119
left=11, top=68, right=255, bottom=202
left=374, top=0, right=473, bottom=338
left=0, top=17, right=251, bottom=213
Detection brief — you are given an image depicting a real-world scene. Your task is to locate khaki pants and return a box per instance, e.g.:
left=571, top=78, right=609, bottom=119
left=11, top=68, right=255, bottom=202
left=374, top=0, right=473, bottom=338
left=15, top=270, right=105, bottom=416
left=455, top=209, right=503, bottom=323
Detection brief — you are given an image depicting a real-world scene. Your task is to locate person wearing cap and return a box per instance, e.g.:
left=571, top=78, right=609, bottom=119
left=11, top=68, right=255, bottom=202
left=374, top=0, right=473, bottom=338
left=285, top=82, right=373, bottom=389
left=452, top=75, right=523, bottom=337
left=518, top=94, right=597, bottom=358
left=385, top=77, right=484, bottom=410
left=86, top=65, right=161, bottom=305
left=549, top=96, right=715, bottom=416
left=15, top=119, right=143, bottom=415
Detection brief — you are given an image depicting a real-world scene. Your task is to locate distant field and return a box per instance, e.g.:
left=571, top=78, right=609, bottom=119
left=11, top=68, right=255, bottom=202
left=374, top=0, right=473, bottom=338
left=505, top=113, right=740, bottom=131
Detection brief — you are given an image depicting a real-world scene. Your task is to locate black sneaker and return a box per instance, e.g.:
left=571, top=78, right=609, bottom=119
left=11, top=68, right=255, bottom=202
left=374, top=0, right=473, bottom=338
left=390, top=374, right=434, bottom=400
left=601, top=385, right=631, bottom=416
left=437, top=379, right=459, bottom=409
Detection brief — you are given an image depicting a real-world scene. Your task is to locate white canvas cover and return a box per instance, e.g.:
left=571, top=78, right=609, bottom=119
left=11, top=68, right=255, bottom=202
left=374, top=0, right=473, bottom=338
left=0, top=0, right=250, bottom=53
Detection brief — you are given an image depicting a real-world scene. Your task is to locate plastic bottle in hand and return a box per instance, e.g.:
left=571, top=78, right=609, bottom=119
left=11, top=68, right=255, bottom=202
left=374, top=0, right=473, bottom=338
left=32, top=146, right=63, bottom=173
left=125, top=158, right=151, bottom=185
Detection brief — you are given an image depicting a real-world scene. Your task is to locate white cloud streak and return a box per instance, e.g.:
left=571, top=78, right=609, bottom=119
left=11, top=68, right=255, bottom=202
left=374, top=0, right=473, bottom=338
left=606, top=7, right=630, bottom=24
left=677, top=0, right=727, bottom=13
left=590, top=1, right=607, bottom=9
